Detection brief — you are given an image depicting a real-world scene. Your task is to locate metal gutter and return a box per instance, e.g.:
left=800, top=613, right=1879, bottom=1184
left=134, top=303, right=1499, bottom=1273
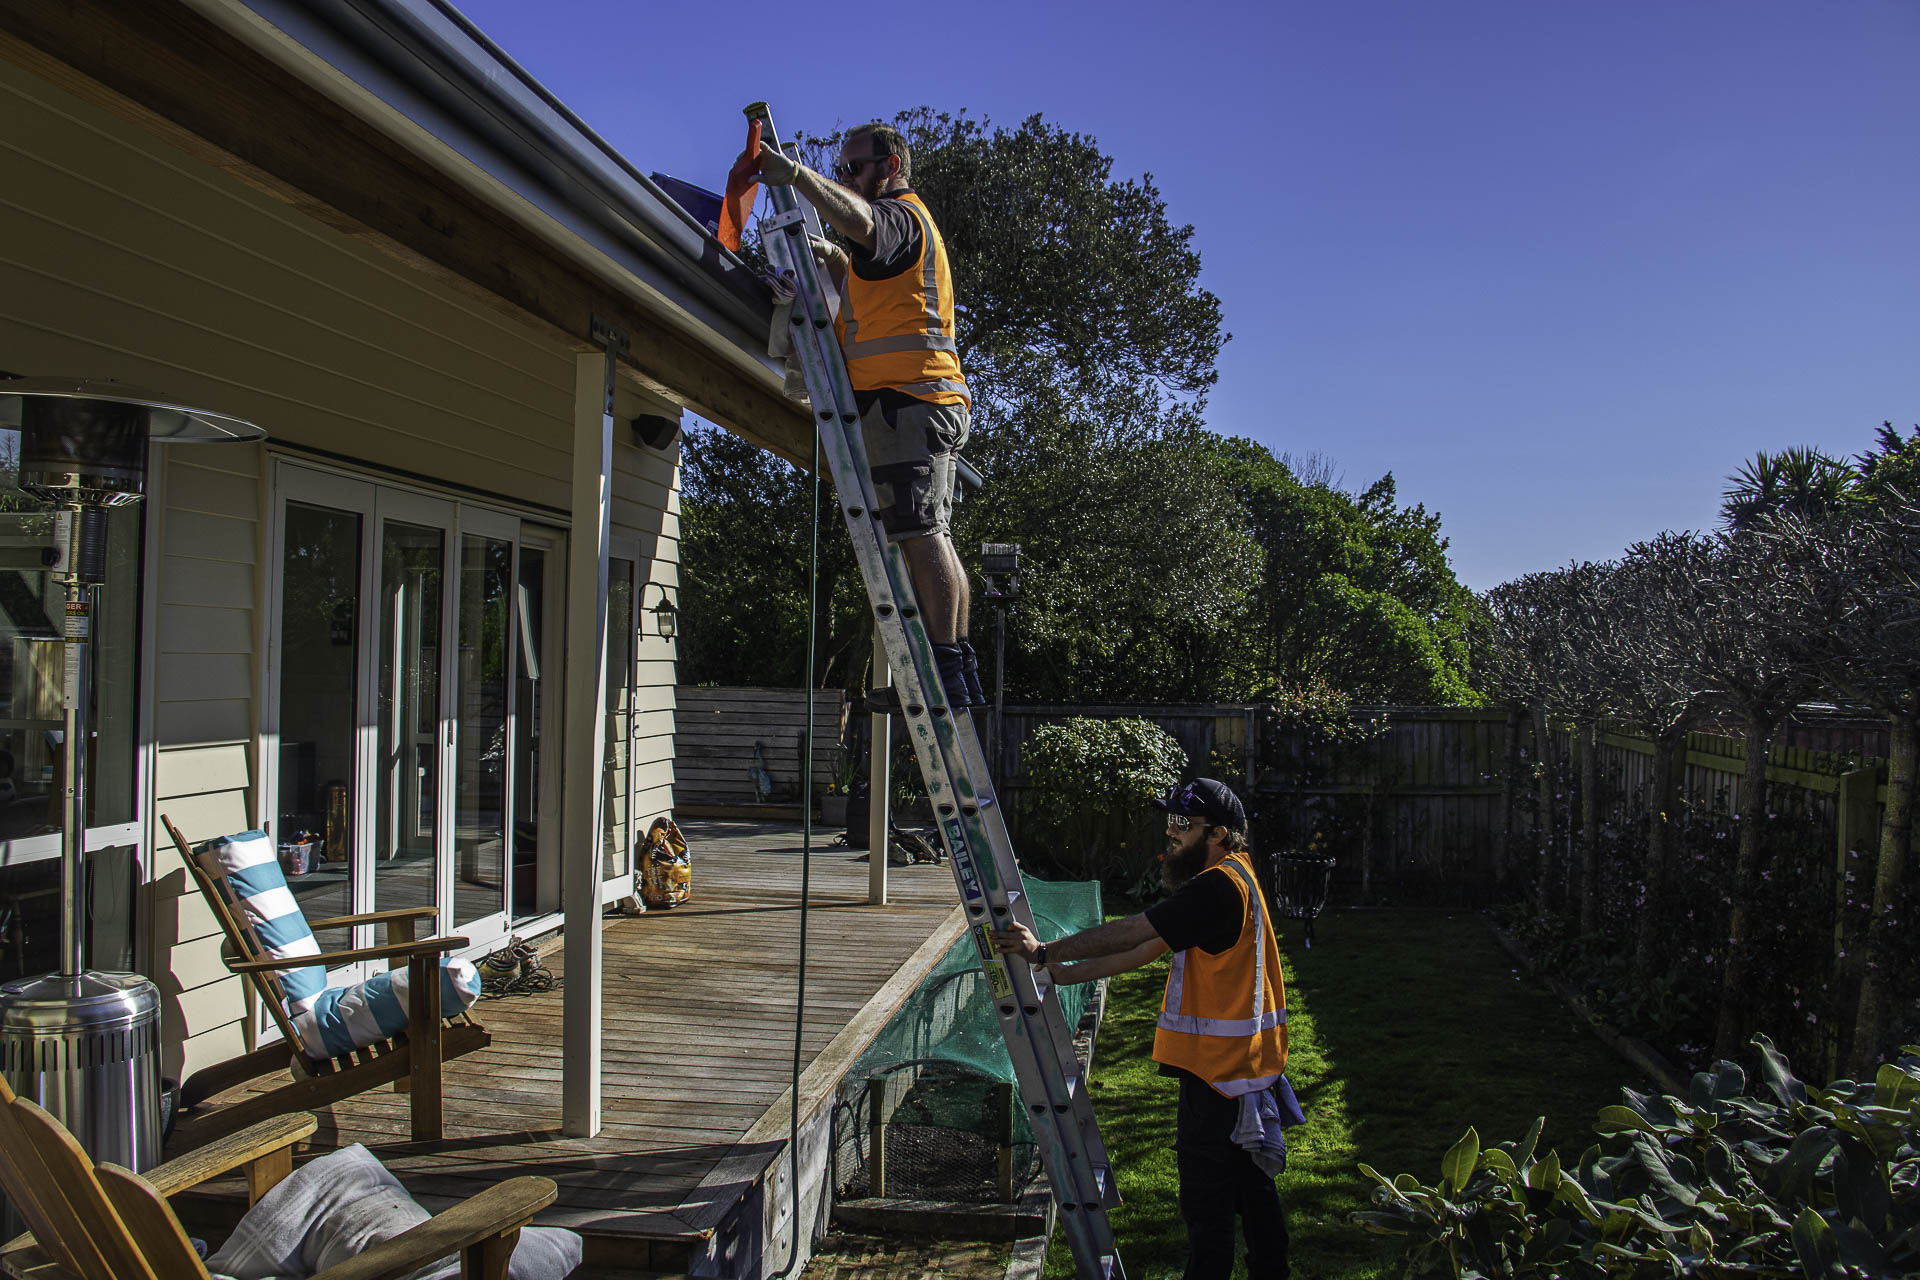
left=211, top=0, right=775, bottom=367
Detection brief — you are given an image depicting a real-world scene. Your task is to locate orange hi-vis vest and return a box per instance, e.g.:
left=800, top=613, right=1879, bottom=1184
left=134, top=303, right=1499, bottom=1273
left=834, top=192, right=970, bottom=407
left=1152, top=850, right=1289, bottom=1098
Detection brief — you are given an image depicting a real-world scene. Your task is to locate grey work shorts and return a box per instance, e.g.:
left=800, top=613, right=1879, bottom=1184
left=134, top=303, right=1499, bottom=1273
left=861, top=395, right=970, bottom=539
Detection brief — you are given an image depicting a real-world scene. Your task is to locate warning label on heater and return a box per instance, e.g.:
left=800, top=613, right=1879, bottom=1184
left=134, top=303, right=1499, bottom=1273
left=63, top=602, right=88, bottom=709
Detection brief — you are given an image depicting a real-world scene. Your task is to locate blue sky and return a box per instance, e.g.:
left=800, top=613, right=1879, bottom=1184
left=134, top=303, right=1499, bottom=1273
left=455, top=0, right=1918, bottom=590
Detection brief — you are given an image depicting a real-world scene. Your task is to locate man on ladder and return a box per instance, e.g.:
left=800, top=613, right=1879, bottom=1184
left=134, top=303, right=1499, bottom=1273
left=748, top=123, right=984, bottom=709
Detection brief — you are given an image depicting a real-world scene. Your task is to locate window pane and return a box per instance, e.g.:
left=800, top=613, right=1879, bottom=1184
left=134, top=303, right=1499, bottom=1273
left=454, top=533, right=511, bottom=929
left=275, top=502, right=361, bottom=956
left=0, top=845, right=137, bottom=983
left=512, top=547, right=546, bottom=916
left=0, top=429, right=140, bottom=842
left=375, top=522, right=442, bottom=915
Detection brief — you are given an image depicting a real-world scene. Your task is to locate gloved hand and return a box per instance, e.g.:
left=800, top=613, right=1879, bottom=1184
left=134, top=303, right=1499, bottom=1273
left=808, top=234, right=848, bottom=273
left=755, top=142, right=800, bottom=186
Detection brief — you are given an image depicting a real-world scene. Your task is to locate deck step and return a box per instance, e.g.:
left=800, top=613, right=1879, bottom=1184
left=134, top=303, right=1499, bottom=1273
left=831, top=1196, right=1048, bottom=1241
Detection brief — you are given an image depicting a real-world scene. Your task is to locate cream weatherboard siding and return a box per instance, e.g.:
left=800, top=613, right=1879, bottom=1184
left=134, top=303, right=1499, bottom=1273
left=2, top=60, right=683, bottom=1080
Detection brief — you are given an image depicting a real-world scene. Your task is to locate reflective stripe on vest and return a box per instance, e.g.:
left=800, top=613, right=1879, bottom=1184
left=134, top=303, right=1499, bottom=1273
left=845, top=333, right=960, bottom=358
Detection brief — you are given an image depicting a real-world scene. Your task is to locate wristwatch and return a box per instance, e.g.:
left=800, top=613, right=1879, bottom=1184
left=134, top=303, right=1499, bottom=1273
left=1035, top=942, right=1049, bottom=967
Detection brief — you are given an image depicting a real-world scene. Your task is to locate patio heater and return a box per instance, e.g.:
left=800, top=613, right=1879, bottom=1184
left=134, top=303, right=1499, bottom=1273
left=0, top=378, right=265, bottom=1181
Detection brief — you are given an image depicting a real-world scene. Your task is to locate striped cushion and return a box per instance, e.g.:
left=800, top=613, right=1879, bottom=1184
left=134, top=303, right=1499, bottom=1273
left=291, top=961, right=482, bottom=1061
left=201, top=830, right=482, bottom=1059
left=201, top=830, right=328, bottom=1018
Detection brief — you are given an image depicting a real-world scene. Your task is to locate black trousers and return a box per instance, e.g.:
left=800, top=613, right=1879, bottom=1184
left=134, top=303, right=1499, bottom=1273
left=1174, top=1072, right=1290, bottom=1280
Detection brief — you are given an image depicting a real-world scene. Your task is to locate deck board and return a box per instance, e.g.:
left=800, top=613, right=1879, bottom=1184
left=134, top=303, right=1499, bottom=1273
left=168, top=820, right=966, bottom=1250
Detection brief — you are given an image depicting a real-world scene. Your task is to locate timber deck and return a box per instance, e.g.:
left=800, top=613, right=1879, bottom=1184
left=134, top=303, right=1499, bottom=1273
left=168, top=820, right=966, bottom=1273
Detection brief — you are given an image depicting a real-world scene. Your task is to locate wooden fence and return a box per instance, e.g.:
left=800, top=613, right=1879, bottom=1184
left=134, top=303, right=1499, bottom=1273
left=991, top=704, right=1510, bottom=905
left=990, top=703, right=1901, bottom=909
left=672, top=686, right=845, bottom=806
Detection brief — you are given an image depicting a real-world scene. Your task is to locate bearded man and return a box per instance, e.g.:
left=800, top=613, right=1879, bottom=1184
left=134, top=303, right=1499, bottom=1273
left=989, top=778, right=1294, bottom=1280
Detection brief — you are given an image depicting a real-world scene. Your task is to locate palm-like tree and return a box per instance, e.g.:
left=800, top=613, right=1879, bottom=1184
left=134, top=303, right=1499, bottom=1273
left=1721, top=447, right=1859, bottom=529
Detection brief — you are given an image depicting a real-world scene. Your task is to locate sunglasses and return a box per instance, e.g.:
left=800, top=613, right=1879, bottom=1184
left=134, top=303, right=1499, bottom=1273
left=833, top=156, right=885, bottom=181
left=1166, top=814, right=1205, bottom=833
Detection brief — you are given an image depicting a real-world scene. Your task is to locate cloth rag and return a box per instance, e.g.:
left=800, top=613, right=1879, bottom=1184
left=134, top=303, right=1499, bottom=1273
left=1231, top=1074, right=1306, bottom=1178
left=204, top=1143, right=581, bottom=1280
left=716, top=117, right=762, bottom=251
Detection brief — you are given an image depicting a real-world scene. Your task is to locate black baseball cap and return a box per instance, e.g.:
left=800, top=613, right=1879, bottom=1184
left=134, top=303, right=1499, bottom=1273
left=1151, top=778, right=1247, bottom=833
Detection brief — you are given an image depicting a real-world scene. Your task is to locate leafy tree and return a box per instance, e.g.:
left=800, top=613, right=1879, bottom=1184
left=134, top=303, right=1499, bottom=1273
left=677, top=427, right=867, bottom=689
left=1482, top=573, right=1561, bottom=897
left=1688, top=530, right=1826, bottom=1059
left=1205, top=438, right=1481, bottom=704
left=1602, top=532, right=1717, bottom=977
left=1531, top=561, right=1623, bottom=937
left=1764, top=500, right=1920, bottom=1075
left=956, top=380, right=1262, bottom=703
left=1854, top=420, right=1920, bottom=500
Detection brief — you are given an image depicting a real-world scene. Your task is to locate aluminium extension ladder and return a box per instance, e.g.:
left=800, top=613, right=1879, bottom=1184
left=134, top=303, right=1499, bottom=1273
left=744, top=102, right=1125, bottom=1280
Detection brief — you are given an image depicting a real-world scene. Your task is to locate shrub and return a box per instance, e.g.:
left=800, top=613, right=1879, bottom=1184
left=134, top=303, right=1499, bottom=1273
left=1354, top=1035, right=1920, bottom=1278
left=1019, top=716, right=1186, bottom=889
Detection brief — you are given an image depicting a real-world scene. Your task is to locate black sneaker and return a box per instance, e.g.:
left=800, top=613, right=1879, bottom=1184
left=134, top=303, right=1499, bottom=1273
left=959, top=641, right=988, bottom=708
left=932, top=644, right=971, bottom=710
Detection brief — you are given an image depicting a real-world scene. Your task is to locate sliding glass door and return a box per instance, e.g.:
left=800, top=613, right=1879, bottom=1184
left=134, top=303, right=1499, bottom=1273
left=267, top=463, right=640, bottom=986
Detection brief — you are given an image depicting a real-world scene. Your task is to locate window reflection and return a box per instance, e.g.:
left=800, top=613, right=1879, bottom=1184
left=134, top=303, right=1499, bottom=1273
left=0, top=427, right=139, bottom=841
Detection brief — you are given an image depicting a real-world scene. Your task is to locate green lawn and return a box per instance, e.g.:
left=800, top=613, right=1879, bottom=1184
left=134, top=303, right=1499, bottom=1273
left=1044, top=911, right=1637, bottom=1279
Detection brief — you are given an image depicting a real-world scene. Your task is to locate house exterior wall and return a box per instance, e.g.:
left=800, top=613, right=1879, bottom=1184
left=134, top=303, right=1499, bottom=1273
left=1, top=59, right=681, bottom=1080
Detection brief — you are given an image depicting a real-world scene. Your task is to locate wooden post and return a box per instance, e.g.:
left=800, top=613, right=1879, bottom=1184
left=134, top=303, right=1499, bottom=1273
left=1244, top=707, right=1257, bottom=792
left=1533, top=705, right=1556, bottom=910
left=992, top=1080, right=1015, bottom=1203
left=406, top=950, right=442, bottom=1141
left=1831, top=764, right=1878, bottom=1076
left=562, top=346, right=615, bottom=1138
left=869, top=630, right=890, bottom=904
left=867, top=1076, right=888, bottom=1198
left=1495, top=706, right=1518, bottom=889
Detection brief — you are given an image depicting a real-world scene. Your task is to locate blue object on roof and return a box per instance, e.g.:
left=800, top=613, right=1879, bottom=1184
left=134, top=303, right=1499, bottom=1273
left=651, top=174, right=723, bottom=238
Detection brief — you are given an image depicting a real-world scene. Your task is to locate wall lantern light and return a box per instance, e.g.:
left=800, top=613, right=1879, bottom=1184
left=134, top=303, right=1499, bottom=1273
left=647, top=585, right=678, bottom=639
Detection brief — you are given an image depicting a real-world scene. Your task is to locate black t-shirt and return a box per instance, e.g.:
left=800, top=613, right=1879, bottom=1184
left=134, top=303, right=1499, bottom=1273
left=1145, top=866, right=1245, bottom=956
left=848, top=190, right=924, bottom=283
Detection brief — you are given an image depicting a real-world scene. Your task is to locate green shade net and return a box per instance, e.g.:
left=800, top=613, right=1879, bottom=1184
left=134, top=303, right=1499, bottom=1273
left=844, top=875, right=1104, bottom=1155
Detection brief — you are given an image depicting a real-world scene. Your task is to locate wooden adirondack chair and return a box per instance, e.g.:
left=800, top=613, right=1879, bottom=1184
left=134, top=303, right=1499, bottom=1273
left=161, top=815, right=490, bottom=1146
left=0, top=1078, right=555, bottom=1280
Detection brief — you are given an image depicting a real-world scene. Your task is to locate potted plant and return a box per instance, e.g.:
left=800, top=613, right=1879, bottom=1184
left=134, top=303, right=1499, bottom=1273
left=821, top=748, right=860, bottom=828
